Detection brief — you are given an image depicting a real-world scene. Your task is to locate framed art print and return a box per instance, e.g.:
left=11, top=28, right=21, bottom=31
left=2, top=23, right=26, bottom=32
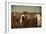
left=5, top=2, right=45, bottom=33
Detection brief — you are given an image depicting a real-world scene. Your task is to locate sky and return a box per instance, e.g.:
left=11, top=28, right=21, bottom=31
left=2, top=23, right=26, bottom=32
left=11, top=5, right=41, bottom=13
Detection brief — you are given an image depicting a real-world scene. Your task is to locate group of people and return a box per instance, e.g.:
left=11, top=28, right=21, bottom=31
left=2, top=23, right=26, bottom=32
left=11, top=12, right=41, bottom=28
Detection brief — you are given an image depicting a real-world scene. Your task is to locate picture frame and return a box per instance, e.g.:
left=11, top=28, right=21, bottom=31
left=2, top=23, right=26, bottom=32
left=5, top=1, right=45, bottom=33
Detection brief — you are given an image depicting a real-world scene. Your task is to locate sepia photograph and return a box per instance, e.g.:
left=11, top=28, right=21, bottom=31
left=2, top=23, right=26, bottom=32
left=11, top=5, right=42, bottom=28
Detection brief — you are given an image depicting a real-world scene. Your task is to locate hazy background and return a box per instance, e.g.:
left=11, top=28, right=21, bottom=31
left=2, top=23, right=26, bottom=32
left=11, top=5, right=41, bottom=13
